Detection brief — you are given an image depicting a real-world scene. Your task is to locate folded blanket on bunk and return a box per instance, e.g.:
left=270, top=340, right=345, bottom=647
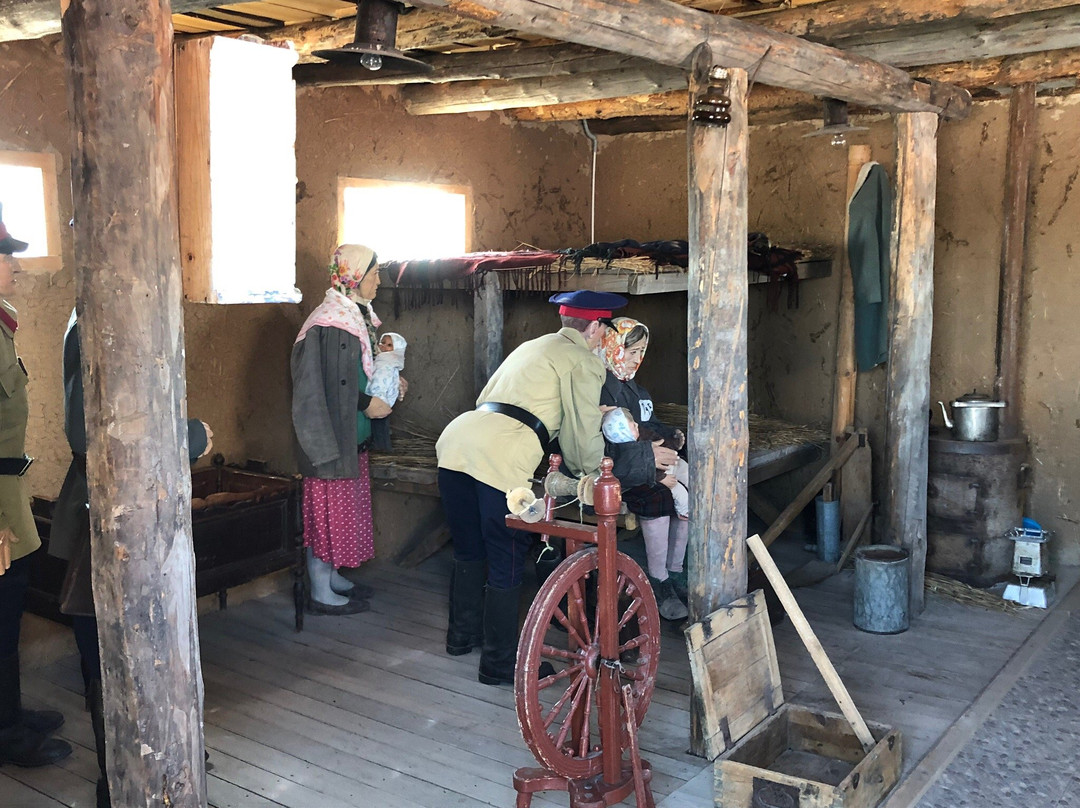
left=381, top=250, right=563, bottom=285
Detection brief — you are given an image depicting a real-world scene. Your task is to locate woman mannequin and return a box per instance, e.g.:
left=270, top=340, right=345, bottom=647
left=598, top=317, right=687, bottom=621
left=291, top=244, right=404, bottom=614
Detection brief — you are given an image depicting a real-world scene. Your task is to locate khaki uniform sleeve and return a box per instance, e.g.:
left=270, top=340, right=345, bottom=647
left=557, top=358, right=606, bottom=477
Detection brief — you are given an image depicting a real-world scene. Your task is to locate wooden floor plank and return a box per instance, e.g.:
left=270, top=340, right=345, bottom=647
left=6, top=548, right=1069, bottom=808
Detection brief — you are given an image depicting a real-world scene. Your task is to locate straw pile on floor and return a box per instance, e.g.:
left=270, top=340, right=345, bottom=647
left=924, top=572, right=1024, bottom=614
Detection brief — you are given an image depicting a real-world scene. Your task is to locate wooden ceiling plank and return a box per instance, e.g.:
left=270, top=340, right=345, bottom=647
left=171, top=14, right=245, bottom=33
left=403, top=0, right=970, bottom=118
left=186, top=9, right=278, bottom=27
left=218, top=2, right=324, bottom=25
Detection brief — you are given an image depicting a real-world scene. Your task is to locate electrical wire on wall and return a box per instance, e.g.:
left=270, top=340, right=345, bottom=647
left=581, top=120, right=598, bottom=245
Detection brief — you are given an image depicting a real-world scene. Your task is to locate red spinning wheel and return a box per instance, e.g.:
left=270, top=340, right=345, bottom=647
left=507, top=456, right=660, bottom=808
left=515, top=547, right=661, bottom=779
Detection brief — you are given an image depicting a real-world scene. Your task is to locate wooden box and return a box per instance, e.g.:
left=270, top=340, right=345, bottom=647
left=686, top=590, right=901, bottom=808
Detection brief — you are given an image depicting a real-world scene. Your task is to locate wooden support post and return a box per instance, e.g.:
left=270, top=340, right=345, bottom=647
left=61, top=2, right=207, bottom=807
left=884, top=112, right=938, bottom=615
left=832, top=145, right=873, bottom=450
left=687, top=52, right=748, bottom=759
left=473, top=270, right=503, bottom=396
left=995, top=84, right=1037, bottom=439
left=687, top=53, right=749, bottom=616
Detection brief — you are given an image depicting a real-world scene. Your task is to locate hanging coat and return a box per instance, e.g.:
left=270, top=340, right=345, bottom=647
left=848, top=162, right=893, bottom=372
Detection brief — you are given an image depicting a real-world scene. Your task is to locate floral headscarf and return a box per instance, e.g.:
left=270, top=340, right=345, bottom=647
left=601, top=317, right=649, bottom=381
left=329, top=244, right=377, bottom=293
left=295, top=244, right=382, bottom=381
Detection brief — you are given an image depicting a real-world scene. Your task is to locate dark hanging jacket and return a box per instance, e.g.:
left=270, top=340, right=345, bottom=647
left=848, top=162, right=893, bottom=371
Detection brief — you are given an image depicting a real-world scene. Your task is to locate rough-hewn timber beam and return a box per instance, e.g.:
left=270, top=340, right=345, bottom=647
left=509, top=46, right=1080, bottom=123
left=404, top=0, right=969, bottom=117
left=843, top=6, right=1080, bottom=67
left=294, top=43, right=638, bottom=86
left=753, top=0, right=1079, bottom=42
left=402, top=65, right=688, bottom=114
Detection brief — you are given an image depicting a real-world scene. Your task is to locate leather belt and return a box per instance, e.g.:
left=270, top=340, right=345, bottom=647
left=0, top=454, right=33, bottom=476
left=476, top=402, right=550, bottom=449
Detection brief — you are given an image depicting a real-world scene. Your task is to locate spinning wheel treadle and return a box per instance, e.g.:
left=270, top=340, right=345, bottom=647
left=515, top=547, right=661, bottom=780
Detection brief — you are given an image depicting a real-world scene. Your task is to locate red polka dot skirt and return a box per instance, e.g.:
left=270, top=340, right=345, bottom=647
left=302, top=451, right=374, bottom=568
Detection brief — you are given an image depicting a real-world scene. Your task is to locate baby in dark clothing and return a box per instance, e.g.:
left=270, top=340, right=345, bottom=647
left=602, top=407, right=689, bottom=518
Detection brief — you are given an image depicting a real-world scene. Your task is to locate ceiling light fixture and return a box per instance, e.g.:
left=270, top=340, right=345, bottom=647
left=803, top=97, right=867, bottom=147
left=313, top=0, right=432, bottom=73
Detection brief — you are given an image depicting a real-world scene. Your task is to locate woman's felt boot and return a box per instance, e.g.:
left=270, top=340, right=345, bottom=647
left=306, top=548, right=368, bottom=615
left=478, top=585, right=521, bottom=685
left=0, top=653, right=72, bottom=768
left=446, top=559, right=485, bottom=655
left=650, top=576, right=688, bottom=622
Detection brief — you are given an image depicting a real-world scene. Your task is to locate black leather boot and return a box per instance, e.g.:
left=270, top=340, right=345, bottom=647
left=478, top=585, right=521, bottom=686
left=0, top=653, right=72, bottom=768
left=88, top=679, right=111, bottom=808
left=445, top=559, right=485, bottom=656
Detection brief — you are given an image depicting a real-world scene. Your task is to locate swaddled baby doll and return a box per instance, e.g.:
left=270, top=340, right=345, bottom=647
left=369, top=332, right=407, bottom=450
left=601, top=407, right=689, bottom=519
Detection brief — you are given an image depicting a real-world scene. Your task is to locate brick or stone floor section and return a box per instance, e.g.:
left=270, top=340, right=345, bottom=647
left=919, top=604, right=1080, bottom=808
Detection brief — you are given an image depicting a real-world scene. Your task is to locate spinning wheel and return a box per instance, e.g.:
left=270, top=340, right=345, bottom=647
left=507, top=456, right=660, bottom=807
left=515, top=547, right=661, bottom=780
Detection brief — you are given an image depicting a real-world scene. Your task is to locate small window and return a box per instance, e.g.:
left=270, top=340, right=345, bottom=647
left=0, top=150, right=62, bottom=272
left=338, top=178, right=472, bottom=261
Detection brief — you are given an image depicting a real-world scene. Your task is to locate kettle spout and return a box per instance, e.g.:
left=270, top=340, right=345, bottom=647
left=938, top=401, right=953, bottom=429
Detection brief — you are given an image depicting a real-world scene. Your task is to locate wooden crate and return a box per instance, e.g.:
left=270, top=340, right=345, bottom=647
left=686, top=590, right=902, bottom=808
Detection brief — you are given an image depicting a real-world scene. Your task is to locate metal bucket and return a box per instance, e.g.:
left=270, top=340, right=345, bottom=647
left=815, top=496, right=841, bottom=563
left=853, top=545, right=910, bottom=634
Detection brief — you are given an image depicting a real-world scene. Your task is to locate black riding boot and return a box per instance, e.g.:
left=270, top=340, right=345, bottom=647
left=0, top=653, right=72, bottom=768
left=446, top=559, right=486, bottom=656
left=88, top=679, right=111, bottom=808
left=478, top=585, right=521, bottom=686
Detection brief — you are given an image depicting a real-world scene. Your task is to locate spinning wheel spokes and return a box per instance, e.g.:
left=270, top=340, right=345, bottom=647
left=516, top=547, right=661, bottom=780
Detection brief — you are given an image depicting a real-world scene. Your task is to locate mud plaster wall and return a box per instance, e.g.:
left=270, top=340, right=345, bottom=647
left=0, top=37, right=593, bottom=562
left=5, top=29, right=1079, bottom=565
left=592, top=98, right=1080, bottom=563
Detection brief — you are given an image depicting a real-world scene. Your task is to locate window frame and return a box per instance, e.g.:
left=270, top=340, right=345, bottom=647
left=336, top=177, right=474, bottom=259
left=0, top=149, right=62, bottom=272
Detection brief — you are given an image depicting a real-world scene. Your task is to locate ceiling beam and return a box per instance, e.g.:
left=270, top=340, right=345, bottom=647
left=509, top=46, right=1080, bottom=124
left=839, top=6, right=1080, bottom=67
left=293, top=43, right=640, bottom=86
left=388, top=6, right=1080, bottom=116
left=401, top=65, right=689, bottom=114
left=751, top=0, right=1080, bottom=42
left=398, top=0, right=970, bottom=118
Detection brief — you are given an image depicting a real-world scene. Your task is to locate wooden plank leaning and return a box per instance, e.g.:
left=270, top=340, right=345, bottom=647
left=760, top=431, right=862, bottom=549
left=746, top=533, right=876, bottom=753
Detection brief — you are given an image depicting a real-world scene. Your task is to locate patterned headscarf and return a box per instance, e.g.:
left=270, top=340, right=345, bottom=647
left=601, top=317, right=649, bottom=381
left=329, top=244, right=377, bottom=293
left=296, top=244, right=382, bottom=381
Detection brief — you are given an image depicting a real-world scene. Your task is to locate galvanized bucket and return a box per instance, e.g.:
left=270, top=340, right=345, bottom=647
left=853, top=545, right=910, bottom=634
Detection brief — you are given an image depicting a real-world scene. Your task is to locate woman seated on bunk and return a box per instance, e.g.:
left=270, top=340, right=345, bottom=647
left=598, top=316, right=688, bottom=622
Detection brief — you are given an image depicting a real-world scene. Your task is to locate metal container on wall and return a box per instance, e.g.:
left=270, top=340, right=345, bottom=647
left=926, top=434, right=1028, bottom=586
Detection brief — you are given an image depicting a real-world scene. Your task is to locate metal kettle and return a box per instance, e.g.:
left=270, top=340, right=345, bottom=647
left=938, top=391, right=1006, bottom=442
